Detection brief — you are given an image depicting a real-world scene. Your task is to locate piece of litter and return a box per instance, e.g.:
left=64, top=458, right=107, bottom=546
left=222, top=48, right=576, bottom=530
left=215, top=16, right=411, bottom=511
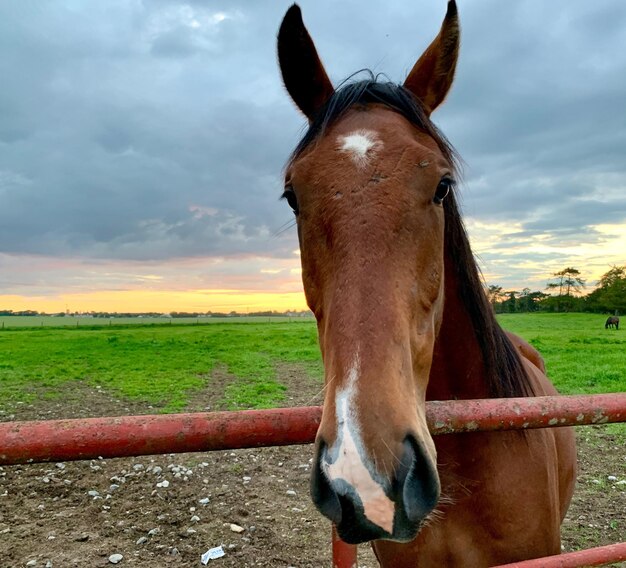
left=229, top=523, right=245, bottom=533
left=201, top=546, right=225, bottom=564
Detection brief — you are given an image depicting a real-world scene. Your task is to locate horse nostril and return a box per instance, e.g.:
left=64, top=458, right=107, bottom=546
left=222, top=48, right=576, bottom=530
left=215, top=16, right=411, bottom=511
left=310, top=441, right=342, bottom=524
left=396, top=436, right=440, bottom=523
left=310, top=435, right=439, bottom=542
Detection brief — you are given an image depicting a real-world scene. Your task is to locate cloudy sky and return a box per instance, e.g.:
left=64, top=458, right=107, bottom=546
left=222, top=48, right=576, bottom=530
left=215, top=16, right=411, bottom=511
left=1, top=0, right=625, bottom=313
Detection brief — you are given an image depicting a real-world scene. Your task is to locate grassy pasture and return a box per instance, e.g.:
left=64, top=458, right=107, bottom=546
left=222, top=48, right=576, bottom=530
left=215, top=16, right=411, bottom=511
left=496, top=313, right=625, bottom=395
left=0, top=313, right=623, bottom=415
left=0, top=321, right=322, bottom=413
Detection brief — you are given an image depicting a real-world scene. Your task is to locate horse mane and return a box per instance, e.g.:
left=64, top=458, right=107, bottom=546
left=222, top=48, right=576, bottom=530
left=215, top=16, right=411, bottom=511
left=443, top=191, right=534, bottom=397
left=289, top=75, right=535, bottom=398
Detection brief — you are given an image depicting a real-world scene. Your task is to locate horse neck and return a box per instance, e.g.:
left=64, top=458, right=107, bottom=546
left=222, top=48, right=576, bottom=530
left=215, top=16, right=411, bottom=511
left=427, top=250, right=491, bottom=401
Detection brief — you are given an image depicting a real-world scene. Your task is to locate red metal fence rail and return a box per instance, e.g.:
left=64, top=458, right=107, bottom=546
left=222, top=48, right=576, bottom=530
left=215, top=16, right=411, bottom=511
left=1, top=393, right=625, bottom=568
left=492, top=542, right=626, bottom=568
left=1, top=394, right=625, bottom=465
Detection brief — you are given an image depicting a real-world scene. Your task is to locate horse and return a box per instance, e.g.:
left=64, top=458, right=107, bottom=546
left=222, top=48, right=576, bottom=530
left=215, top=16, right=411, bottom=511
left=277, top=2, right=577, bottom=566
left=605, top=316, right=620, bottom=330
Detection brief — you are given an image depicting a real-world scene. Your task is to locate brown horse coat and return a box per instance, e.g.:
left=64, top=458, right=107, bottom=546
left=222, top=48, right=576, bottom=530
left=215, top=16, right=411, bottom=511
left=277, top=2, right=576, bottom=565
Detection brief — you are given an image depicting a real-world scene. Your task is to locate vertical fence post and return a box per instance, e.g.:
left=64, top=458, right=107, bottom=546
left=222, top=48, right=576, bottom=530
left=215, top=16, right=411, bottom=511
left=332, top=525, right=358, bottom=568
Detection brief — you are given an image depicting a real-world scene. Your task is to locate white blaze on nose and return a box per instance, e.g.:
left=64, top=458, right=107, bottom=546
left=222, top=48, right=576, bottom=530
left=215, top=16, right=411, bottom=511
left=323, top=355, right=395, bottom=533
left=338, top=130, right=380, bottom=167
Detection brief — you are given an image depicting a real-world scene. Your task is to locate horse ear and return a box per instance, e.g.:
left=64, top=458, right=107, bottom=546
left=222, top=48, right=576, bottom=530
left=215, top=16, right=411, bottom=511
left=403, top=0, right=460, bottom=115
left=278, top=4, right=334, bottom=121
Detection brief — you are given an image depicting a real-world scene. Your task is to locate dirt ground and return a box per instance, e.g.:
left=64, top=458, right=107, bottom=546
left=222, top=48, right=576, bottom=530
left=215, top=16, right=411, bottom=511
left=1, top=366, right=624, bottom=568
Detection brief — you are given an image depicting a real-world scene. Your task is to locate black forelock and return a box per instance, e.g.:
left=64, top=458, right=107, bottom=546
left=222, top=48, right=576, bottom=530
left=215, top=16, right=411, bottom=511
left=288, top=73, right=459, bottom=172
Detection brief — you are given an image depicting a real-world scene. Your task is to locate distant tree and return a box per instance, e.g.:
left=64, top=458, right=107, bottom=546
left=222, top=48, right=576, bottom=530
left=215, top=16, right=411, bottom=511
left=564, top=268, right=585, bottom=297
left=486, top=284, right=505, bottom=312
left=547, top=267, right=586, bottom=297
left=585, top=265, right=626, bottom=314
left=597, top=265, right=626, bottom=288
left=518, top=288, right=548, bottom=312
left=502, top=291, right=518, bottom=313
left=546, top=267, right=586, bottom=311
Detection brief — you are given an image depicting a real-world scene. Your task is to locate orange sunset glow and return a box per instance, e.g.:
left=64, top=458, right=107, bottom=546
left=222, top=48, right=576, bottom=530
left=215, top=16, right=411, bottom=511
left=0, top=290, right=309, bottom=314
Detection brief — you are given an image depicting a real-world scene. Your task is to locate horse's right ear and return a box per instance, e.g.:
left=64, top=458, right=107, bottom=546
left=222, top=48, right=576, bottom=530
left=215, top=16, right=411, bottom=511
left=277, top=4, right=334, bottom=121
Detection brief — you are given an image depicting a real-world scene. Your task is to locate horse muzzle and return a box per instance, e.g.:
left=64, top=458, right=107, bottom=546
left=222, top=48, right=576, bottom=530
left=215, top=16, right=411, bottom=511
left=310, top=435, right=441, bottom=544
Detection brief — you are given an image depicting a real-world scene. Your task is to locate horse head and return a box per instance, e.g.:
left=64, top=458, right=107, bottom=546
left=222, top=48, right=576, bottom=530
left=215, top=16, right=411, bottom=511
left=277, top=2, right=460, bottom=544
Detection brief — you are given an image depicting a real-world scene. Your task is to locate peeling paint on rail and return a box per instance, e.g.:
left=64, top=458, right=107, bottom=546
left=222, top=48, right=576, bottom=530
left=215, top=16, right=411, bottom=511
left=492, top=541, right=626, bottom=567
left=1, top=394, right=625, bottom=465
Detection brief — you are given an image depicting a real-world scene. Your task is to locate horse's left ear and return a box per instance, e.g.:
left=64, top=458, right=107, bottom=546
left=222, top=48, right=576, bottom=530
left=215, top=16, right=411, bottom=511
left=277, top=4, right=335, bottom=121
left=404, top=0, right=460, bottom=115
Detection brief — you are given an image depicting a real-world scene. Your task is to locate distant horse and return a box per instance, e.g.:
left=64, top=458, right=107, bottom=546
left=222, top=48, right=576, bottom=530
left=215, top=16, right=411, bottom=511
left=606, top=316, right=620, bottom=330
left=277, top=2, right=576, bottom=566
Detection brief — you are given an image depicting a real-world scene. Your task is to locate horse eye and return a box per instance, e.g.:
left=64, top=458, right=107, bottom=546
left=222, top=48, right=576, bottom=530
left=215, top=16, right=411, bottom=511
left=281, top=186, right=299, bottom=215
left=433, top=178, right=453, bottom=205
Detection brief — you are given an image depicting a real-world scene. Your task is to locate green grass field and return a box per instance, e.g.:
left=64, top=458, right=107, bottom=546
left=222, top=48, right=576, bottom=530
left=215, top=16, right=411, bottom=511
left=0, top=321, right=322, bottom=412
left=496, top=313, right=625, bottom=394
left=0, top=313, right=623, bottom=414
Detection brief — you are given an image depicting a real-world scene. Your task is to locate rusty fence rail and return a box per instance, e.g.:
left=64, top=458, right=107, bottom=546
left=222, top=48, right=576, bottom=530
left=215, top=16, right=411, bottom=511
left=492, top=542, right=626, bottom=568
left=1, top=393, right=625, bottom=568
left=1, top=393, right=625, bottom=465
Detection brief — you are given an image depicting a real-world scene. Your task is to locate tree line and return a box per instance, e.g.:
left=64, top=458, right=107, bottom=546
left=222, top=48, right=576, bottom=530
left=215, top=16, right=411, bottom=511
left=487, top=266, right=625, bottom=314
left=0, top=309, right=314, bottom=318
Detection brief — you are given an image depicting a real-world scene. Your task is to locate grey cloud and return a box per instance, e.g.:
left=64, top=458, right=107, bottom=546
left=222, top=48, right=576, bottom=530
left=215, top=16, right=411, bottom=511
left=0, top=0, right=625, bottom=280
left=0, top=1, right=298, bottom=261
left=524, top=199, right=626, bottom=232
left=490, top=227, right=608, bottom=251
